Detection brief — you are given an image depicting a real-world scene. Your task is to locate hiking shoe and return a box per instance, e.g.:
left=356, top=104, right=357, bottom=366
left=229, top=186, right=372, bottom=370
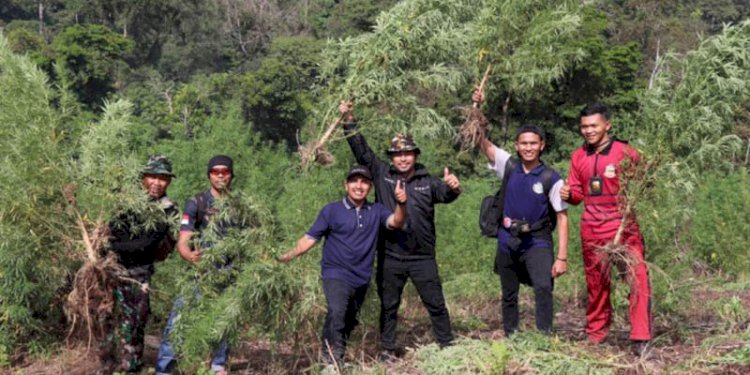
left=378, top=349, right=398, bottom=363
left=439, top=341, right=454, bottom=349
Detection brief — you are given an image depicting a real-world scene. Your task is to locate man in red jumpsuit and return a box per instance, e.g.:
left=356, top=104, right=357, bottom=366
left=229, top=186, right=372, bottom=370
left=560, top=103, right=652, bottom=354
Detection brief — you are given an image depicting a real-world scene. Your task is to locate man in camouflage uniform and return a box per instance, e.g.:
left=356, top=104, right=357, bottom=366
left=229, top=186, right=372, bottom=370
left=102, top=155, right=178, bottom=373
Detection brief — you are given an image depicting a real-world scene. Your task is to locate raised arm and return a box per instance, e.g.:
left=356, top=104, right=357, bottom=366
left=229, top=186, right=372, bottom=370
left=340, top=101, right=388, bottom=175
left=480, top=138, right=497, bottom=164
left=472, top=89, right=498, bottom=164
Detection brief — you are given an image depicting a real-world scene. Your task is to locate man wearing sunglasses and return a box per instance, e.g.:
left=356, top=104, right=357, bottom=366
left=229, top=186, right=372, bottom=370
left=156, top=155, right=235, bottom=375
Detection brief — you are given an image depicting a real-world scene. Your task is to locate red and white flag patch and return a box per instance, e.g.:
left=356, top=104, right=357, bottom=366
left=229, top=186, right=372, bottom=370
left=181, top=214, right=190, bottom=226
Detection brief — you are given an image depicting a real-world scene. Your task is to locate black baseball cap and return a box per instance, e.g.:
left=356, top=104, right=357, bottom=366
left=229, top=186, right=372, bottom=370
left=346, top=165, right=373, bottom=181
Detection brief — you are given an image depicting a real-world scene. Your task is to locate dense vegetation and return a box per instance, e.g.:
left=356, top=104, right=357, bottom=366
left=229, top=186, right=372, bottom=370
left=1, top=0, right=749, bottom=373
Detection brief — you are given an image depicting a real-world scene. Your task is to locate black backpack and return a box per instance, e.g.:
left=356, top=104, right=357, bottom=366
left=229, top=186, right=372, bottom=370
left=479, top=157, right=558, bottom=238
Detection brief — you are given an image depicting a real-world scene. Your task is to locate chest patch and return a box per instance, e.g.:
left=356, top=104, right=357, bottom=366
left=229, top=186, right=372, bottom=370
left=532, top=181, right=544, bottom=195
left=413, top=185, right=431, bottom=193
left=604, top=164, right=617, bottom=178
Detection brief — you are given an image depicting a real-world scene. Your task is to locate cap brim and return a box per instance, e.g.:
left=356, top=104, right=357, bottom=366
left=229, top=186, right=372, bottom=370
left=386, top=148, right=420, bottom=155
left=347, top=172, right=373, bottom=181
left=142, top=170, right=175, bottom=177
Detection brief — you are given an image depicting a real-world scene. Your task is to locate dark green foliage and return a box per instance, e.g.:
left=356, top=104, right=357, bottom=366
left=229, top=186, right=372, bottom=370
left=5, top=26, right=53, bottom=69
left=309, top=0, right=400, bottom=38
left=241, top=36, right=324, bottom=147
left=51, top=24, right=133, bottom=109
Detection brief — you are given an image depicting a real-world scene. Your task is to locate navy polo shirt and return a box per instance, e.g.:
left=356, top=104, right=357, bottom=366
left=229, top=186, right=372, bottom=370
left=490, top=148, right=567, bottom=253
left=306, top=197, right=393, bottom=287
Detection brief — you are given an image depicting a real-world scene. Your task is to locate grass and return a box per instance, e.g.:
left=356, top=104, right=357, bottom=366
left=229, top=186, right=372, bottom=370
left=411, top=334, right=627, bottom=375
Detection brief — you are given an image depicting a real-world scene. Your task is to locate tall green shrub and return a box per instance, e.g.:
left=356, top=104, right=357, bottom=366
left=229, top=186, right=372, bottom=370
left=0, top=34, right=71, bottom=359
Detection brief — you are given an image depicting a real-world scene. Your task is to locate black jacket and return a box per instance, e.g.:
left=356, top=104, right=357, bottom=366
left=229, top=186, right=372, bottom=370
left=108, top=196, right=177, bottom=270
left=344, top=123, right=460, bottom=259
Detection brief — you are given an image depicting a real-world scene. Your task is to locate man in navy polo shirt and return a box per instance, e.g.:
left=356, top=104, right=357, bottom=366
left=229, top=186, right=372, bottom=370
left=339, top=101, right=461, bottom=358
left=474, top=90, right=569, bottom=336
left=279, top=165, right=407, bottom=368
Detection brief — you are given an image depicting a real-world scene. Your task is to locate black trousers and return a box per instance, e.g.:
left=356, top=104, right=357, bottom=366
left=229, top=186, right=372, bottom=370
left=377, top=254, right=453, bottom=350
left=496, top=245, right=554, bottom=336
left=321, top=278, right=369, bottom=364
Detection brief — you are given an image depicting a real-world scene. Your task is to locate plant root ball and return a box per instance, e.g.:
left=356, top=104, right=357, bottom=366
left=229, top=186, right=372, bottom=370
left=594, top=243, right=641, bottom=287
left=458, top=106, right=489, bottom=151
left=299, top=143, right=335, bottom=170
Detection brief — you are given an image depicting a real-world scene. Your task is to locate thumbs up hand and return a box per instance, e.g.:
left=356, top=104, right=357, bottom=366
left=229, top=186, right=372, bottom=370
left=443, top=167, right=461, bottom=192
left=394, top=180, right=407, bottom=205
left=560, top=177, right=571, bottom=201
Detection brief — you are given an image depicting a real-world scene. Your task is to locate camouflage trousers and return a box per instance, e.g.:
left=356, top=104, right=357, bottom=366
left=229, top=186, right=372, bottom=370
left=100, top=272, right=151, bottom=373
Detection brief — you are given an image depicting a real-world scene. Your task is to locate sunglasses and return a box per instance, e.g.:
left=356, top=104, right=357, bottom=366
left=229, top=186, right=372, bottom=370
left=209, top=168, right=232, bottom=177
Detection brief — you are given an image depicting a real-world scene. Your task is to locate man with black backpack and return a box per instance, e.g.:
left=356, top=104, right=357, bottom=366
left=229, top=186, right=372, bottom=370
left=155, top=155, right=235, bottom=375
left=474, top=90, right=568, bottom=337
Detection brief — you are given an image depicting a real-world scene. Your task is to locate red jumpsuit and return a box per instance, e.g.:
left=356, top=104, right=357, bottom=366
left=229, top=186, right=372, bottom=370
left=567, top=140, right=652, bottom=343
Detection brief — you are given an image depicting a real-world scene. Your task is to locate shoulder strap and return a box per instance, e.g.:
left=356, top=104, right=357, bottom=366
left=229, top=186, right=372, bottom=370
left=540, top=166, right=555, bottom=194
left=496, top=157, right=518, bottom=212
left=194, top=191, right=209, bottom=230
left=539, top=164, right=558, bottom=230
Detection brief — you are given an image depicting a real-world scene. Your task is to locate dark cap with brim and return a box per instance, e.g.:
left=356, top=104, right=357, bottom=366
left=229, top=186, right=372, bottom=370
left=346, top=165, right=373, bottom=181
left=386, top=133, right=421, bottom=155
left=141, top=155, right=175, bottom=177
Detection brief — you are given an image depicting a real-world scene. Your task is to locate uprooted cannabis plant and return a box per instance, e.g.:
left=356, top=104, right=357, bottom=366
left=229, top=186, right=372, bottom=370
left=159, top=191, right=320, bottom=372
left=301, top=0, right=587, bottom=169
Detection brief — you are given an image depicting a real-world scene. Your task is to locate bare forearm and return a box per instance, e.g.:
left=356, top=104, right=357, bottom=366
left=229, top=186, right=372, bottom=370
left=281, top=235, right=318, bottom=262
left=556, top=212, right=569, bottom=260
left=480, top=138, right=496, bottom=164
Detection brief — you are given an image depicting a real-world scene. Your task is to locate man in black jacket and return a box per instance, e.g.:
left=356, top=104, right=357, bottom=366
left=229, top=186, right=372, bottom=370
left=339, top=101, right=461, bottom=359
left=104, top=155, right=177, bottom=373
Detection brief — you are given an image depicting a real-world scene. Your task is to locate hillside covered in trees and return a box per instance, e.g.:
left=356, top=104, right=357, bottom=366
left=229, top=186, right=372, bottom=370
left=1, top=0, right=749, bottom=373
